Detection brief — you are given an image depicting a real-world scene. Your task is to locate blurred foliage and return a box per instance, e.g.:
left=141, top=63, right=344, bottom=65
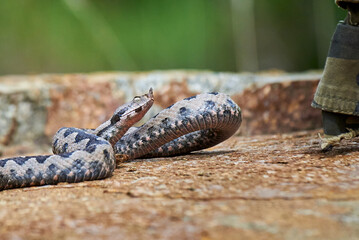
left=0, top=0, right=346, bottom=75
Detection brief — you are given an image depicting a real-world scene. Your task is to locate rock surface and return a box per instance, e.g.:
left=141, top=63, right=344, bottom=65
left=234, top=79, right=321, bottom=135
left=1, top=131, right=359, bottom=240
left=1, top=70, right=351, bottom=240
left=0, top=71, right=321, bottom=149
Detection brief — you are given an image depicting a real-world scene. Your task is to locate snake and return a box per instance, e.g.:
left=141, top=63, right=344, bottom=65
left=0, top=88, right=241, bottom=190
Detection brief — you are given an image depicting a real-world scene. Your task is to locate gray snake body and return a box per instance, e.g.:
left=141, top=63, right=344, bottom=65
left=0, top=89, right=241, bottom=190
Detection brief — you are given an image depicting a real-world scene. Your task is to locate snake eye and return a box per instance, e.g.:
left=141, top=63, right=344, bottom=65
left=135, top=106, right=142, bottom=113
left=110, top=114, right=121, bottom=124
left=133, top=96, right=141, bottom=101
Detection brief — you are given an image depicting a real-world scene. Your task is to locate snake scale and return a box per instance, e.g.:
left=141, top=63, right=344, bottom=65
left=0, top=88, right=241, bottom=190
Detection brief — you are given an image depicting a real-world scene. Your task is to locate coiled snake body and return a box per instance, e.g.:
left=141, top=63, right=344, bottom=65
left=0, top=89, right=241, bottom=190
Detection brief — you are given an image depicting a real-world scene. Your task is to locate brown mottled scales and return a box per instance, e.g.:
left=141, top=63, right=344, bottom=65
left=0, top=89, right=241, bottom=190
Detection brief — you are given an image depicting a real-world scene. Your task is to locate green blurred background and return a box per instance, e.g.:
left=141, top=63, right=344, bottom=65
left=0, top=0, right=346, bottom=75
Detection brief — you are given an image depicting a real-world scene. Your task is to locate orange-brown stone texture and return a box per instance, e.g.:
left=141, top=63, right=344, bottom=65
left=1, top=71, right=357, bottom=240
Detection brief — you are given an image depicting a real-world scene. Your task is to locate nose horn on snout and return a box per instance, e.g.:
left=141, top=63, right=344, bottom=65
left=147, top=88, right=154, bottom=99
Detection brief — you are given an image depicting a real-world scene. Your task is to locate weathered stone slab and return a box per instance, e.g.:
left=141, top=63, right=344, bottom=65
left=1, top=71, right=358, bottom=240
left=1, top=131, right=359, bottom=239
left=0, top=71, right=322, bottom=147
left=234, top=79, right=321, bottom=135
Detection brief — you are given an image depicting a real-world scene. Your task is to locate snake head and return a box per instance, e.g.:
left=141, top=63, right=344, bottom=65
left=111, top=88, right=154, bottom=125
left=95, top=88, right=155, bottom=144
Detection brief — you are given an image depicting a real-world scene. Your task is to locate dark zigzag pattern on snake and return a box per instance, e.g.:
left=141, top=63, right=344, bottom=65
left=0, top=91, right=241, bottom=190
